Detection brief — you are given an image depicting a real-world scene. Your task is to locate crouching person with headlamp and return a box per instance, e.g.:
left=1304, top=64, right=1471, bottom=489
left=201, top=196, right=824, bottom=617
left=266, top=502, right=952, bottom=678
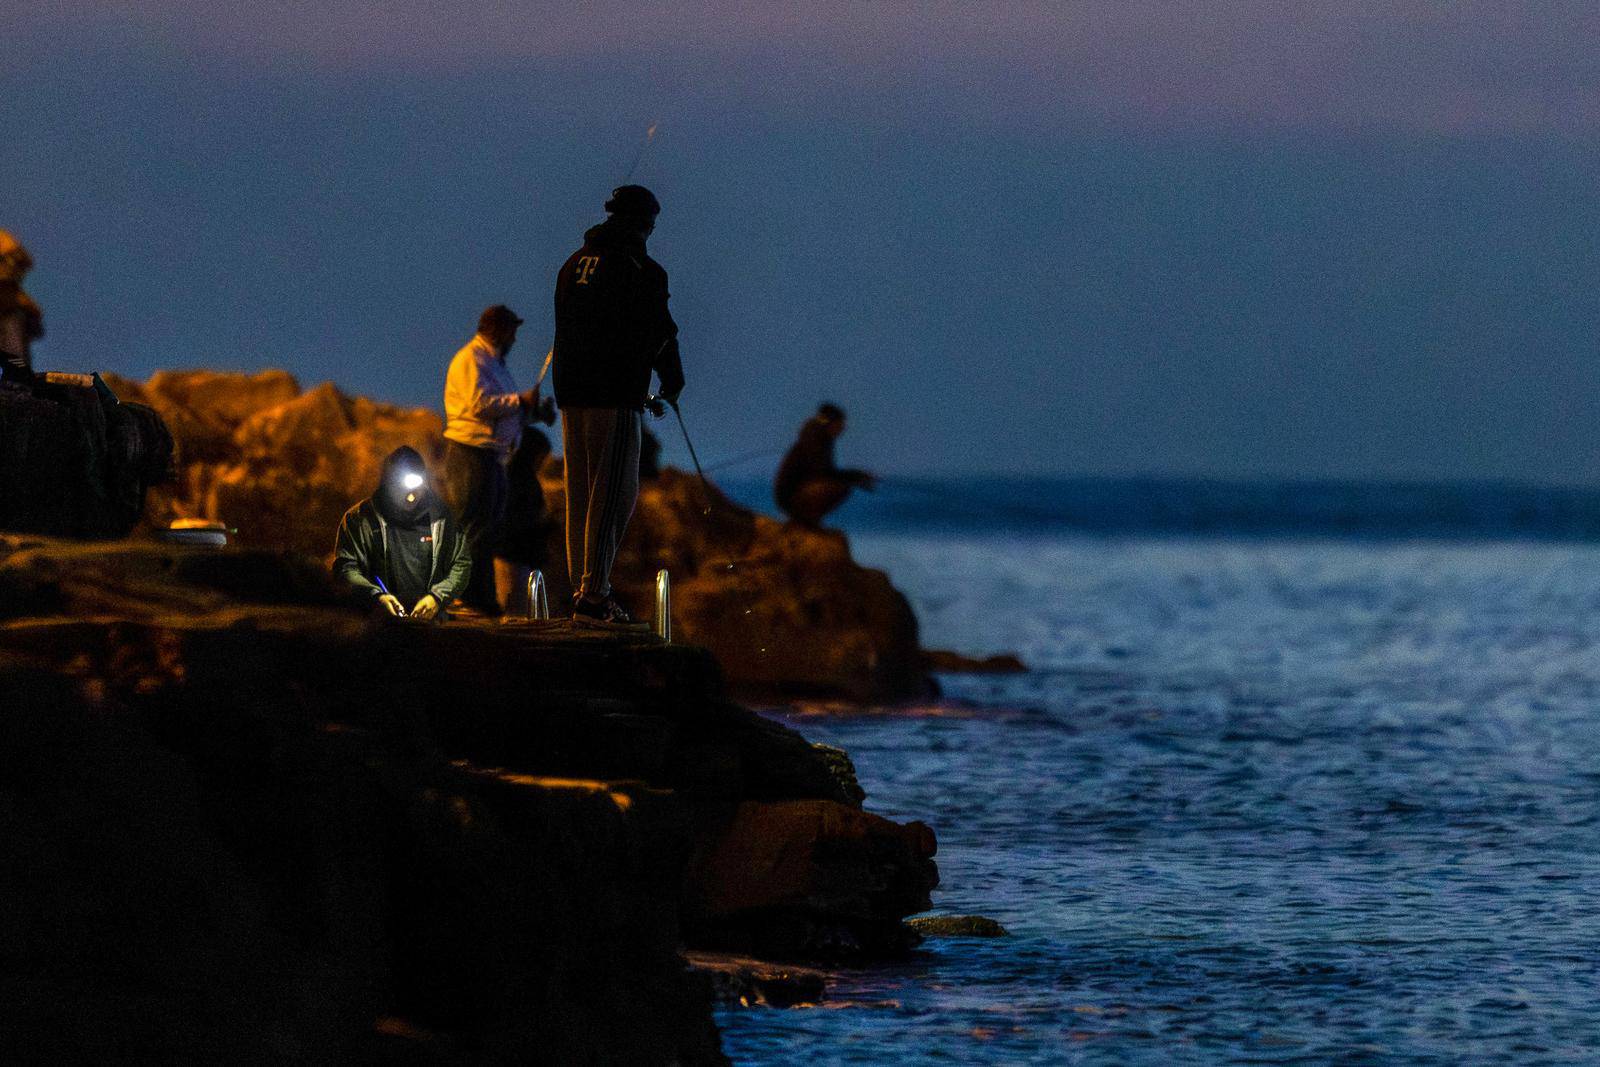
left=334, top=446, right=471, bottom=621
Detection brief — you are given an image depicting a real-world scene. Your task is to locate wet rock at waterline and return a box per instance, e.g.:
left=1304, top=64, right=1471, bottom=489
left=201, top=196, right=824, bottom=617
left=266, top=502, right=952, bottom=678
left=908, top=914, right=1011, bottom=938
left=810, top=741, right=867, bottom=806
left=685, top=952, right=828, bottom=1008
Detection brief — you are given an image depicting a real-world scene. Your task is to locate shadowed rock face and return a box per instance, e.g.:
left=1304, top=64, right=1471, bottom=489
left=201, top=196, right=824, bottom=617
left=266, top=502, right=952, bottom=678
left=0, top=537, right=938, bottom=1059
left=0, top=379, right=173, bottom=538
left=99, top=370, right=933, bottom=702
left=683, top=800, right=938, bottom=960
left=0, top=538, right=724, bottom=1064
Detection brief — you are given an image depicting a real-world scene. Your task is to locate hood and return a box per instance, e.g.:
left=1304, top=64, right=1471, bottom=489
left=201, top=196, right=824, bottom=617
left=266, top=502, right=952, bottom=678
left=584, top=218, right=647, bottom=254
left=375, top=446, right=438, bottom=526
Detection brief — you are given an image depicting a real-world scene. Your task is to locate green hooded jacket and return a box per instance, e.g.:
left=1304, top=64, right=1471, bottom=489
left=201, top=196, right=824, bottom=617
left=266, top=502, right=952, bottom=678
left=332, top=447, right=471, bottom=608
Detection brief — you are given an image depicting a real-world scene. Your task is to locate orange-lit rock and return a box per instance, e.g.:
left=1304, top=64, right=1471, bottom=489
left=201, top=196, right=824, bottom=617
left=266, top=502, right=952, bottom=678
left=96, top=369, right=932, bottom=701
left=103, top=371, right=442, bottom=554
left=544, top=467, right=932, bottom=703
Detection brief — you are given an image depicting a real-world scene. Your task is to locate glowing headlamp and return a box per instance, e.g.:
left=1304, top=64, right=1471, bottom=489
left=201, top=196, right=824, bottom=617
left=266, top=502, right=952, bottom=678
left=401, top=472, right=424, bottom=491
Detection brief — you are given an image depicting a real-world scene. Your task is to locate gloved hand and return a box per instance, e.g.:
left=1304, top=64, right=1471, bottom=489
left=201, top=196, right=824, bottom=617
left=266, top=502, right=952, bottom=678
left=377, top=594, right=406, bottom=617
left=411, top=594, right=441, bottom=621
left=644, top=396, right=668, bottom=418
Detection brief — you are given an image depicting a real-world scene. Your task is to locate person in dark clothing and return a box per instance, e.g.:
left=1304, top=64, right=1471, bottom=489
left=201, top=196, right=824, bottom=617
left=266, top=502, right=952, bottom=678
left=333, top=446, right=471, bottom=620
left=552, top=184, right=686, bottom=626
left=774, top=403, right=877, bottom=528
left=497, top=427, right=556, bottom=584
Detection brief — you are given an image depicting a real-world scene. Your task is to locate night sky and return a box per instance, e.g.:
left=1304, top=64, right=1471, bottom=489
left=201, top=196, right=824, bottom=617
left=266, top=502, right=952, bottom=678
left=5, top=3, right=1598, bottom=481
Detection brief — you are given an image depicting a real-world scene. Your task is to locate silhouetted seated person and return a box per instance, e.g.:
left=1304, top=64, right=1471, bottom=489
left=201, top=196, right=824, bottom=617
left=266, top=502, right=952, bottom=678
left=334, top=446, right=471, bottom=621
left=774, top=403, right=877, bottom=528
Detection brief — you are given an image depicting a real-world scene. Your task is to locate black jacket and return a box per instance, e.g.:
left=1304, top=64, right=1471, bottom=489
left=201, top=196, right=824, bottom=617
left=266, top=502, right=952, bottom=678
left=333, top=449, right=471, bottom=608
left=552, top=219, right=684, bottom=410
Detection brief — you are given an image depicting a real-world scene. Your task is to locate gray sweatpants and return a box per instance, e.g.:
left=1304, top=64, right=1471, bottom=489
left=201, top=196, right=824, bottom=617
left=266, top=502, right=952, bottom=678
left=561, top=406, right=642, bottom=601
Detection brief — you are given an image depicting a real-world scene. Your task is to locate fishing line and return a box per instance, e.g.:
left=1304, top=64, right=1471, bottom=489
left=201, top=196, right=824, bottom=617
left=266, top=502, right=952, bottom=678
left=622, top=120, right=660, bottom=183
left=703, top=446, right=785, bottom=475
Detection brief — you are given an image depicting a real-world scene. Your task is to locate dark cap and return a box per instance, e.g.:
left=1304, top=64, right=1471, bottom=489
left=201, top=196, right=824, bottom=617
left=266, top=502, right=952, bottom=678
left=817, top=402, right=845, bottom=422
left=478, top=304, right=524, bottom=335
left=605, top=184, right=661, bottom=217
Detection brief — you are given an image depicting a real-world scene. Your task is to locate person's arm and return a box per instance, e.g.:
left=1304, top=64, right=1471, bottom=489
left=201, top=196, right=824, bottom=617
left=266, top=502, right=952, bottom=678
left=641, top=265, right=683, bottom=401
left=653, top=336, right=685, bottom=403
left=332, top=511, right=383, bottom=600
left=842, top=469, right=879, bottom=490
left=429, top=518, right=473, bottom=606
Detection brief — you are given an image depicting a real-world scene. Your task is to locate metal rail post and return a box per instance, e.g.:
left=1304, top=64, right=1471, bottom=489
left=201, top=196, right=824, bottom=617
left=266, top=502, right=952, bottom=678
left=654, top=569, right=671, bottom=642
left=526, top=570, right=550, bottom=620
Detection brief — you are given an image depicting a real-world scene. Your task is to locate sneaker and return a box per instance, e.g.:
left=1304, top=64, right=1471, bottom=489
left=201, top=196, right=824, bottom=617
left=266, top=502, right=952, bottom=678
left=572, top=594, right=635, bottom=628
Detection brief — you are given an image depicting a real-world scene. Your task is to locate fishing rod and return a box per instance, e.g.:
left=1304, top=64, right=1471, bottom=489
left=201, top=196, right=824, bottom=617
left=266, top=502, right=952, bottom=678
left=623, top=120, right=660, bottom=183
left=649, top=395, right=715, bottom=516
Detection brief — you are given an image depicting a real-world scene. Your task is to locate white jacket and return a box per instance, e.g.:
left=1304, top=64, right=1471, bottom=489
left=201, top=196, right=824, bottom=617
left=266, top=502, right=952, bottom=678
left=443, top=334, right=523, bottom=458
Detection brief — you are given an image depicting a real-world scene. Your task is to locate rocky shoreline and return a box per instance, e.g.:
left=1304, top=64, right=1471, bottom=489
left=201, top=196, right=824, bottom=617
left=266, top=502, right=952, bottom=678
left=0, top=536, right=938, bottom=1062
left=0, top=368, right=1040, bottom=1060
left=94, top=369, right=937, bottom=703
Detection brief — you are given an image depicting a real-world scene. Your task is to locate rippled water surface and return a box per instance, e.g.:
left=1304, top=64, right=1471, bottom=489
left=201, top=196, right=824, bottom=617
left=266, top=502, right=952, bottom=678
left=717, top=535, right=1600, bottom=1064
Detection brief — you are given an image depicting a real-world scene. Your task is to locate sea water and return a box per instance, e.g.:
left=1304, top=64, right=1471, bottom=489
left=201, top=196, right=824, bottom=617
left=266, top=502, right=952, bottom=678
left=713, top=514, right=1600, bottom=1064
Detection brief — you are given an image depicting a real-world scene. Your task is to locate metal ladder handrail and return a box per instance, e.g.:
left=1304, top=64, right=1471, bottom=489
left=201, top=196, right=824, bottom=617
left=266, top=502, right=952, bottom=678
left=655, top=569, right=671, bottom=643
left=525, top=570, right=550, bottom=620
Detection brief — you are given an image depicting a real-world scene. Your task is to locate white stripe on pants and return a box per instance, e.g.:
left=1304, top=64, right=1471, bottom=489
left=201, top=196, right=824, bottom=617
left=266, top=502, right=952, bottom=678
left=561, top=406, right=642, bottom=600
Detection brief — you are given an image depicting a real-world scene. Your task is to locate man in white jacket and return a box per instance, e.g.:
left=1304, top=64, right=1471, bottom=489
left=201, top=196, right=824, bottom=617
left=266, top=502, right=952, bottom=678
left=441, top=304, right=544, bottom=616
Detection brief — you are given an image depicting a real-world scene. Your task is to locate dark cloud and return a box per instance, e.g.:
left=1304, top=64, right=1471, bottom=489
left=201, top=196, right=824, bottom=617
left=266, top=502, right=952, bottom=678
left=12, top=1, right=1600, bottom=133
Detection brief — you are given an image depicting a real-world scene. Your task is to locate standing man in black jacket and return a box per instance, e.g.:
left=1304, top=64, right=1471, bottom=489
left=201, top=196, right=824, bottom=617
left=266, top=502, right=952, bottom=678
left=552, top=185, right=685, bottom=626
